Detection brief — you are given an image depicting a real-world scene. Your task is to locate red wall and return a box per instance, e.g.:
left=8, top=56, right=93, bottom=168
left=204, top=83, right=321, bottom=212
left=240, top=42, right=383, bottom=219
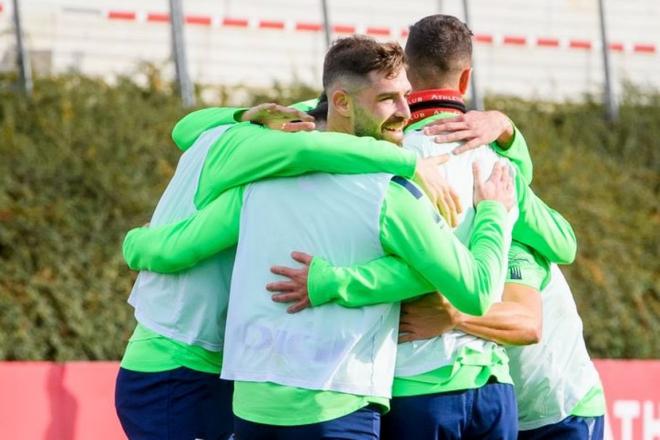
left=0, top=360, right=658, bottom=439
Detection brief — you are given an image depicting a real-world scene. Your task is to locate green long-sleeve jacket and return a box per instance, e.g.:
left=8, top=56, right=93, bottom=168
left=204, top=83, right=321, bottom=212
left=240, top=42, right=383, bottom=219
left=171, top=108, right=418, bottom=208
left=302, top=112, right=576, bottom=309
left=121, top=107, right=575, bottom=423
left=124, top=109, right=524, bottom=314
left=124, top=107, right=574, bottom=273
left=125, top=175, right=512, bottom=316
left=124, top=130, right=575, bottom=277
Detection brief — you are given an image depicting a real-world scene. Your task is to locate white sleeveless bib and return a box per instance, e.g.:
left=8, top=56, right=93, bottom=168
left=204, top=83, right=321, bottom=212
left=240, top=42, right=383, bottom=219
left=510, top=265, right=603, bottom=430
left=395, top=130, right=517, bottom=377
left=128, top=125, right=236, bottom=351
left=221, top=173, right=399, bottom=398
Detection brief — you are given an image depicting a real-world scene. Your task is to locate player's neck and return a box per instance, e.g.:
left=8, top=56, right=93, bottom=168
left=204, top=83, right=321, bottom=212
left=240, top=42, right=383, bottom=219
left=406, top=88, right=466, bottom=126
left=325, top=111, right=353, bottom=135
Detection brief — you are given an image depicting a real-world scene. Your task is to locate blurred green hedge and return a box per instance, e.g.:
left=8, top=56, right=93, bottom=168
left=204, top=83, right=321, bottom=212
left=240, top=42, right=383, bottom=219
left=0, top=73, right=657, bottom=360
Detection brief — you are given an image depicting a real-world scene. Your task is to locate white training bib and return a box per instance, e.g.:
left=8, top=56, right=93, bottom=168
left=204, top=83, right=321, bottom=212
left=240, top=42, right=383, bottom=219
left=128, top=125, right=236, bottom=351
left=510, top=265, right=603, bottom=430
left=222, top=173, right=400, bottom=398
left=395, top=129, right=517, bottom=377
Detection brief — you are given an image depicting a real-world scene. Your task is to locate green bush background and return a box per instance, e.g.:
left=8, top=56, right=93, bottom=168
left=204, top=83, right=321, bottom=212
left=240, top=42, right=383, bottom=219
left=0, top=72, right=658, bottom=360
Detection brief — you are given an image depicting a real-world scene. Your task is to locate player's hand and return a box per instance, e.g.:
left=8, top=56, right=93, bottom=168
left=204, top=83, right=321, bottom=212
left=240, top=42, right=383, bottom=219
left=266, top=251, right=313, bottom=313
left=399, top=293, right=461, bottom=343
left=413, top=155, right=462, bottom=227
left=241, top=103, right=316, bottom=132
left=422, top=111, right=514, bottom=154
left=473, top=161, right=515, bottom=211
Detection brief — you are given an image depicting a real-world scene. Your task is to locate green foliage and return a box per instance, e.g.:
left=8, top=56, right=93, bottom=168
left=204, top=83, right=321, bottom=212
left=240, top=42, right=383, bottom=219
left=489, top=95, right=660, bottom=358
left=0, top=73, right=657, bottom=360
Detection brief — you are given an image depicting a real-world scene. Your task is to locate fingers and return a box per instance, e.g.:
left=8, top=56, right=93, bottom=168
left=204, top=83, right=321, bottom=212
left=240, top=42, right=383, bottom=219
left=499, top=163, right=510, bottom=185
left=423, top=120, right=469, bottom=135
left=432, top=130, right=472, bottom=144
left=487, top=162, right=503, bottom=183
left=292, top=110, right=315, bottom=123
left=291, top=251, right=313, bottom=266
left=453, top=137, right=484, bottom=155
left=435, top=196, right=450, bottom=227
left=270, top=265, right=301, bottom=278
left=281, top=121, right=316, bottom=132
left=428, top=154, right=450, bottom=166
left=472, top=161, right=482, bottom=186
left=450, top=187, right=463, bottom=215
left=269, top=288, right=310, bottom=313
left=262, top=103, right=289, bottom=114
left=442, top=190, right=458, bottom=228
left=277, top=106, right=314, bottom=122
left=435, top=188, right=458, bottom=228
left=245, top=103, right=316, bottom=127
left=254, top=102, right=277, bottom=113
left=398, top=332, right=418, bottom=344
left=287, top=300, right=310, bottom=314
left=266, top=281, right=298, bottom=292
left=422, top=115, right=463, bottom=133
left=504, top=166, right=514, bottom=192
left=271, top=292, right=303, bottom=303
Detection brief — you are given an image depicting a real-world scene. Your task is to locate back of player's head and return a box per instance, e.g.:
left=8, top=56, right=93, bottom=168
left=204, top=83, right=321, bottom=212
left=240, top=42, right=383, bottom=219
left=405, top=15, right=473, bottom=87
left=322, top=36, right=406, bottom=92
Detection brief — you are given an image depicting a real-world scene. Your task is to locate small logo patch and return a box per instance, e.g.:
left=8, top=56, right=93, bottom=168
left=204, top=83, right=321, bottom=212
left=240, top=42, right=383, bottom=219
left=509, top=265, right=522, bottom=280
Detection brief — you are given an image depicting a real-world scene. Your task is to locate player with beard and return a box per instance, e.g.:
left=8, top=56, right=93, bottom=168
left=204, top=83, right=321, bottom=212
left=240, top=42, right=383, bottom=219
left=115, top=50, right=456, bottom=440
left=123, top=36, right=516, bottom=439
left=265, top=15, right=578, bottom=440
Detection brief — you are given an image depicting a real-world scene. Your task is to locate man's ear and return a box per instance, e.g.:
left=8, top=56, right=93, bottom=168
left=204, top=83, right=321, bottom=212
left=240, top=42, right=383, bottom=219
left=458, top=68, right=471, bottom=95
left=331, top=89, right=352, bottom=118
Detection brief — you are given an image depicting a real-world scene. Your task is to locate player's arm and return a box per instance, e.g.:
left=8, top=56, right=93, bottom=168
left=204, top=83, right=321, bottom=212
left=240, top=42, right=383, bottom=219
left=453, top=283, right=542, bottom=345
left=194, top=123, right=457, bottom=210
left=399, top=241, right=548, bottom=345
left=171, top=95, right=323, bottom=152
left=277, top=167, right=571, bottom=312
left=271, top=163, right=515, bottom=316
left=491, top=124, right=533, bottom=185
left=372, top=169, right=514, bottom=316
left=172, top=107, right=248, bottom=151
left=303, top=176, right=574, bottom=307
left=512, top=174, right=577, bottom=264
left=307, top=254, right=431, bottom=308
left=171, top=101, right=319, bottom=151
left=122, top=186, right=245, bottom=273
left=171, top=103, right=460, bottom=218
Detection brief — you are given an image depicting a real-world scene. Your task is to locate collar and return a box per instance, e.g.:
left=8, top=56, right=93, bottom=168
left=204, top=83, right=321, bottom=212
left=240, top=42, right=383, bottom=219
left=407, top=88, right=466, bottom=126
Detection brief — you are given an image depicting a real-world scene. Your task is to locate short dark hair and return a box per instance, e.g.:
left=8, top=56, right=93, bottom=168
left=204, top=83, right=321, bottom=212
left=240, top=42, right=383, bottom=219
left=405, top=15, right=473, bottom=78
left=322, top=36, right=406, bottom=90
left=306, top=92, right=328, bottom=121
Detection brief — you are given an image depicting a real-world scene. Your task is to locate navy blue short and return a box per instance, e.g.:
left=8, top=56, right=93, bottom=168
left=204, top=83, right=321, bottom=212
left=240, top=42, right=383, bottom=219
left=234, top=405, right=380, bottom=440
left=518, top=415, right=604, bottom=440
left=382, top=381, right=518, bottom=440
left=115, top=366, right=234, bottom=440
